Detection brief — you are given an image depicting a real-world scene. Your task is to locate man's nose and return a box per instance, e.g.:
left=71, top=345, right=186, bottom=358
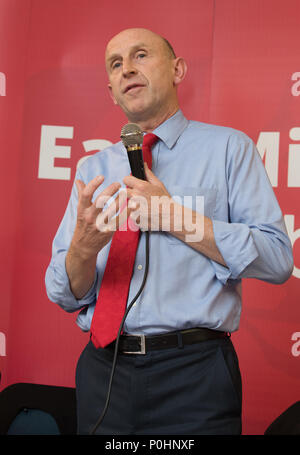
left=122, top=58, right=137, bottom=77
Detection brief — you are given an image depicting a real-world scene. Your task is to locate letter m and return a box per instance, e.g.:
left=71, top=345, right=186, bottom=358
left=256, top=132, right=280, bottom=187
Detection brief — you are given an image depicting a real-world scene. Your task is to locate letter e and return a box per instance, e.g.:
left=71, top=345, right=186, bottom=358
left=38, top=125, right=73, bottom=180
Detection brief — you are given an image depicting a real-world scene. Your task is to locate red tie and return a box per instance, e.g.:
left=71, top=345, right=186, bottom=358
left=90, top=133, right=158, bottom=348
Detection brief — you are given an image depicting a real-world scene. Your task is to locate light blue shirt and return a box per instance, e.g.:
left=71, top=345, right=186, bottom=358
left=45, top=110, right=293, bottom=335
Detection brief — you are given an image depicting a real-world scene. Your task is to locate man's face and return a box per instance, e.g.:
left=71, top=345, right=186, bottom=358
left=105, top=29, right=178, bottom=123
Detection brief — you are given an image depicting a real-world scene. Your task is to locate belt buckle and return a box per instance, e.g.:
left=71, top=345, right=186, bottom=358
left=122, top=334, right=146, bottom=355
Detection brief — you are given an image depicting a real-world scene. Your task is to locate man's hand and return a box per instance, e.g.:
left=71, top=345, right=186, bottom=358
left=123, top=163, right=172, bottom=232
left=72, top=175, right=128, bottom=258
left=124, top=165, right=227, bottom=267
left=66, top=175, right=124, bottom=299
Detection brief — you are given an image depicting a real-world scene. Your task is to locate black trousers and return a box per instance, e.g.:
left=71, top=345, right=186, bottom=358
left=75, top=336, right=242, bottom=435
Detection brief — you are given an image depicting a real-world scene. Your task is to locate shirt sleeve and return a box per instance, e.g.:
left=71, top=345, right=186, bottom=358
left=211, top=132, right=294, bottom=285
left=45, top=169, right=98, bottom=313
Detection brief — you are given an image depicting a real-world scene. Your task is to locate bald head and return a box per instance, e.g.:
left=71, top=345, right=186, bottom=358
left=105, top=28, right=176, bottom=69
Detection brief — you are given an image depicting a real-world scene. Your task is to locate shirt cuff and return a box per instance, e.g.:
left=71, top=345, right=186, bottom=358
left=211, top=219, right=259, bottom=284
left=46, top=251, right=98, bottom=311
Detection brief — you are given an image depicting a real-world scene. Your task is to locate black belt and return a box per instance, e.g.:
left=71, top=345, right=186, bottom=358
left=108, top=328, right=230, bottom=355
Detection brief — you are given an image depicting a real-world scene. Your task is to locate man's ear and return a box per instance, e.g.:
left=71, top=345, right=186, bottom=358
left=108, top=84, right=118, bottom=105
left=173, top=57, right=187, bottom=87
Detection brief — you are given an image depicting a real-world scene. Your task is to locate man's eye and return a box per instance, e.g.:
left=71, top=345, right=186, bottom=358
left=137, top=53, right=146, bottom=59
left=112, top=61, right=121, bottom=70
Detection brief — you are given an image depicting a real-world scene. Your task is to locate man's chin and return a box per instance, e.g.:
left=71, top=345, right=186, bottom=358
left=124, top=105, right=152, bottom=123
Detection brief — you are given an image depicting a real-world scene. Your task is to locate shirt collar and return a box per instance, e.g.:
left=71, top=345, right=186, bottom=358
left=152, top=109, right=189, bottom=149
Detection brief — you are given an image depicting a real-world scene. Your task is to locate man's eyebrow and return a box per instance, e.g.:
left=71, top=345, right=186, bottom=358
left=106, top=53, right=120, bottom=65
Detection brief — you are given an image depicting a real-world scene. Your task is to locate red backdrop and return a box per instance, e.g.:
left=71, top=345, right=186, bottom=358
left=0, top=0, right=299, bottom=435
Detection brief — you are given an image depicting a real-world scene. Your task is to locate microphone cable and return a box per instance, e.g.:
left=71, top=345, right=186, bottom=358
left=89, top=230, right=150, bottom=435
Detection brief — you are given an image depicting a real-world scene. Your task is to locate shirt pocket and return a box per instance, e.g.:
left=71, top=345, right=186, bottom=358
left=163, top=185, right=218, bottom=245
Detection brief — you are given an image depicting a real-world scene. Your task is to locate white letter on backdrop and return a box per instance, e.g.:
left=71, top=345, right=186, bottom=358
left=256, top=132, right=279, bottom=187
left=38, top=125, right=73, bottom=180
left=288, top=127, right=300, bottom=187
left=284, top=214, right=300, bottom=279
left=77, top=139, right=113, bottom=169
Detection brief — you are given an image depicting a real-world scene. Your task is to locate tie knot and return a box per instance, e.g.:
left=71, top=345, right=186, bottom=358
left=143, top=133, right=158, bottom=149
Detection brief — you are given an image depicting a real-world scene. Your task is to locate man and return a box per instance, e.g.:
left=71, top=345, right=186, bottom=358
left=45, top=28, right=293, bottom=435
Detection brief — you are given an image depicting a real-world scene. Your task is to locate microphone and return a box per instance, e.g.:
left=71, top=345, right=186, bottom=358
left=121, top=123, right=146, bottom=180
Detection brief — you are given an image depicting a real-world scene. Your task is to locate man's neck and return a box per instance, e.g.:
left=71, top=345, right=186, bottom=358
left=128, top=105, right=179, bottom=133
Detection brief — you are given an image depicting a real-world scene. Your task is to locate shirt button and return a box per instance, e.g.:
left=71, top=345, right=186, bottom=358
left=137, top=264, right=143, bottom=271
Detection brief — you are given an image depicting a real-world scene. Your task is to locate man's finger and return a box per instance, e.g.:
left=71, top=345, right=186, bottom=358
left=94, top=182, right=123, bottom=210
left=123, top=175, right=146, bottom=189
left=98, top=181, right=122, bottom=199
left=75, top=179, right=85, bottom=196
left=144, top=162, right=160, bottom=184
left=77, top=175, right=104, bottom=208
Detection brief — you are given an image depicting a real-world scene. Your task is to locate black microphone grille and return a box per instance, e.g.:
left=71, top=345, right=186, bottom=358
left=120, top=123, right=143, bottom=148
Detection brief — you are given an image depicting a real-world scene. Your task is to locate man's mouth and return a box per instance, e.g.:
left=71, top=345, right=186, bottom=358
left=124, top=83, right=145, bottom=93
